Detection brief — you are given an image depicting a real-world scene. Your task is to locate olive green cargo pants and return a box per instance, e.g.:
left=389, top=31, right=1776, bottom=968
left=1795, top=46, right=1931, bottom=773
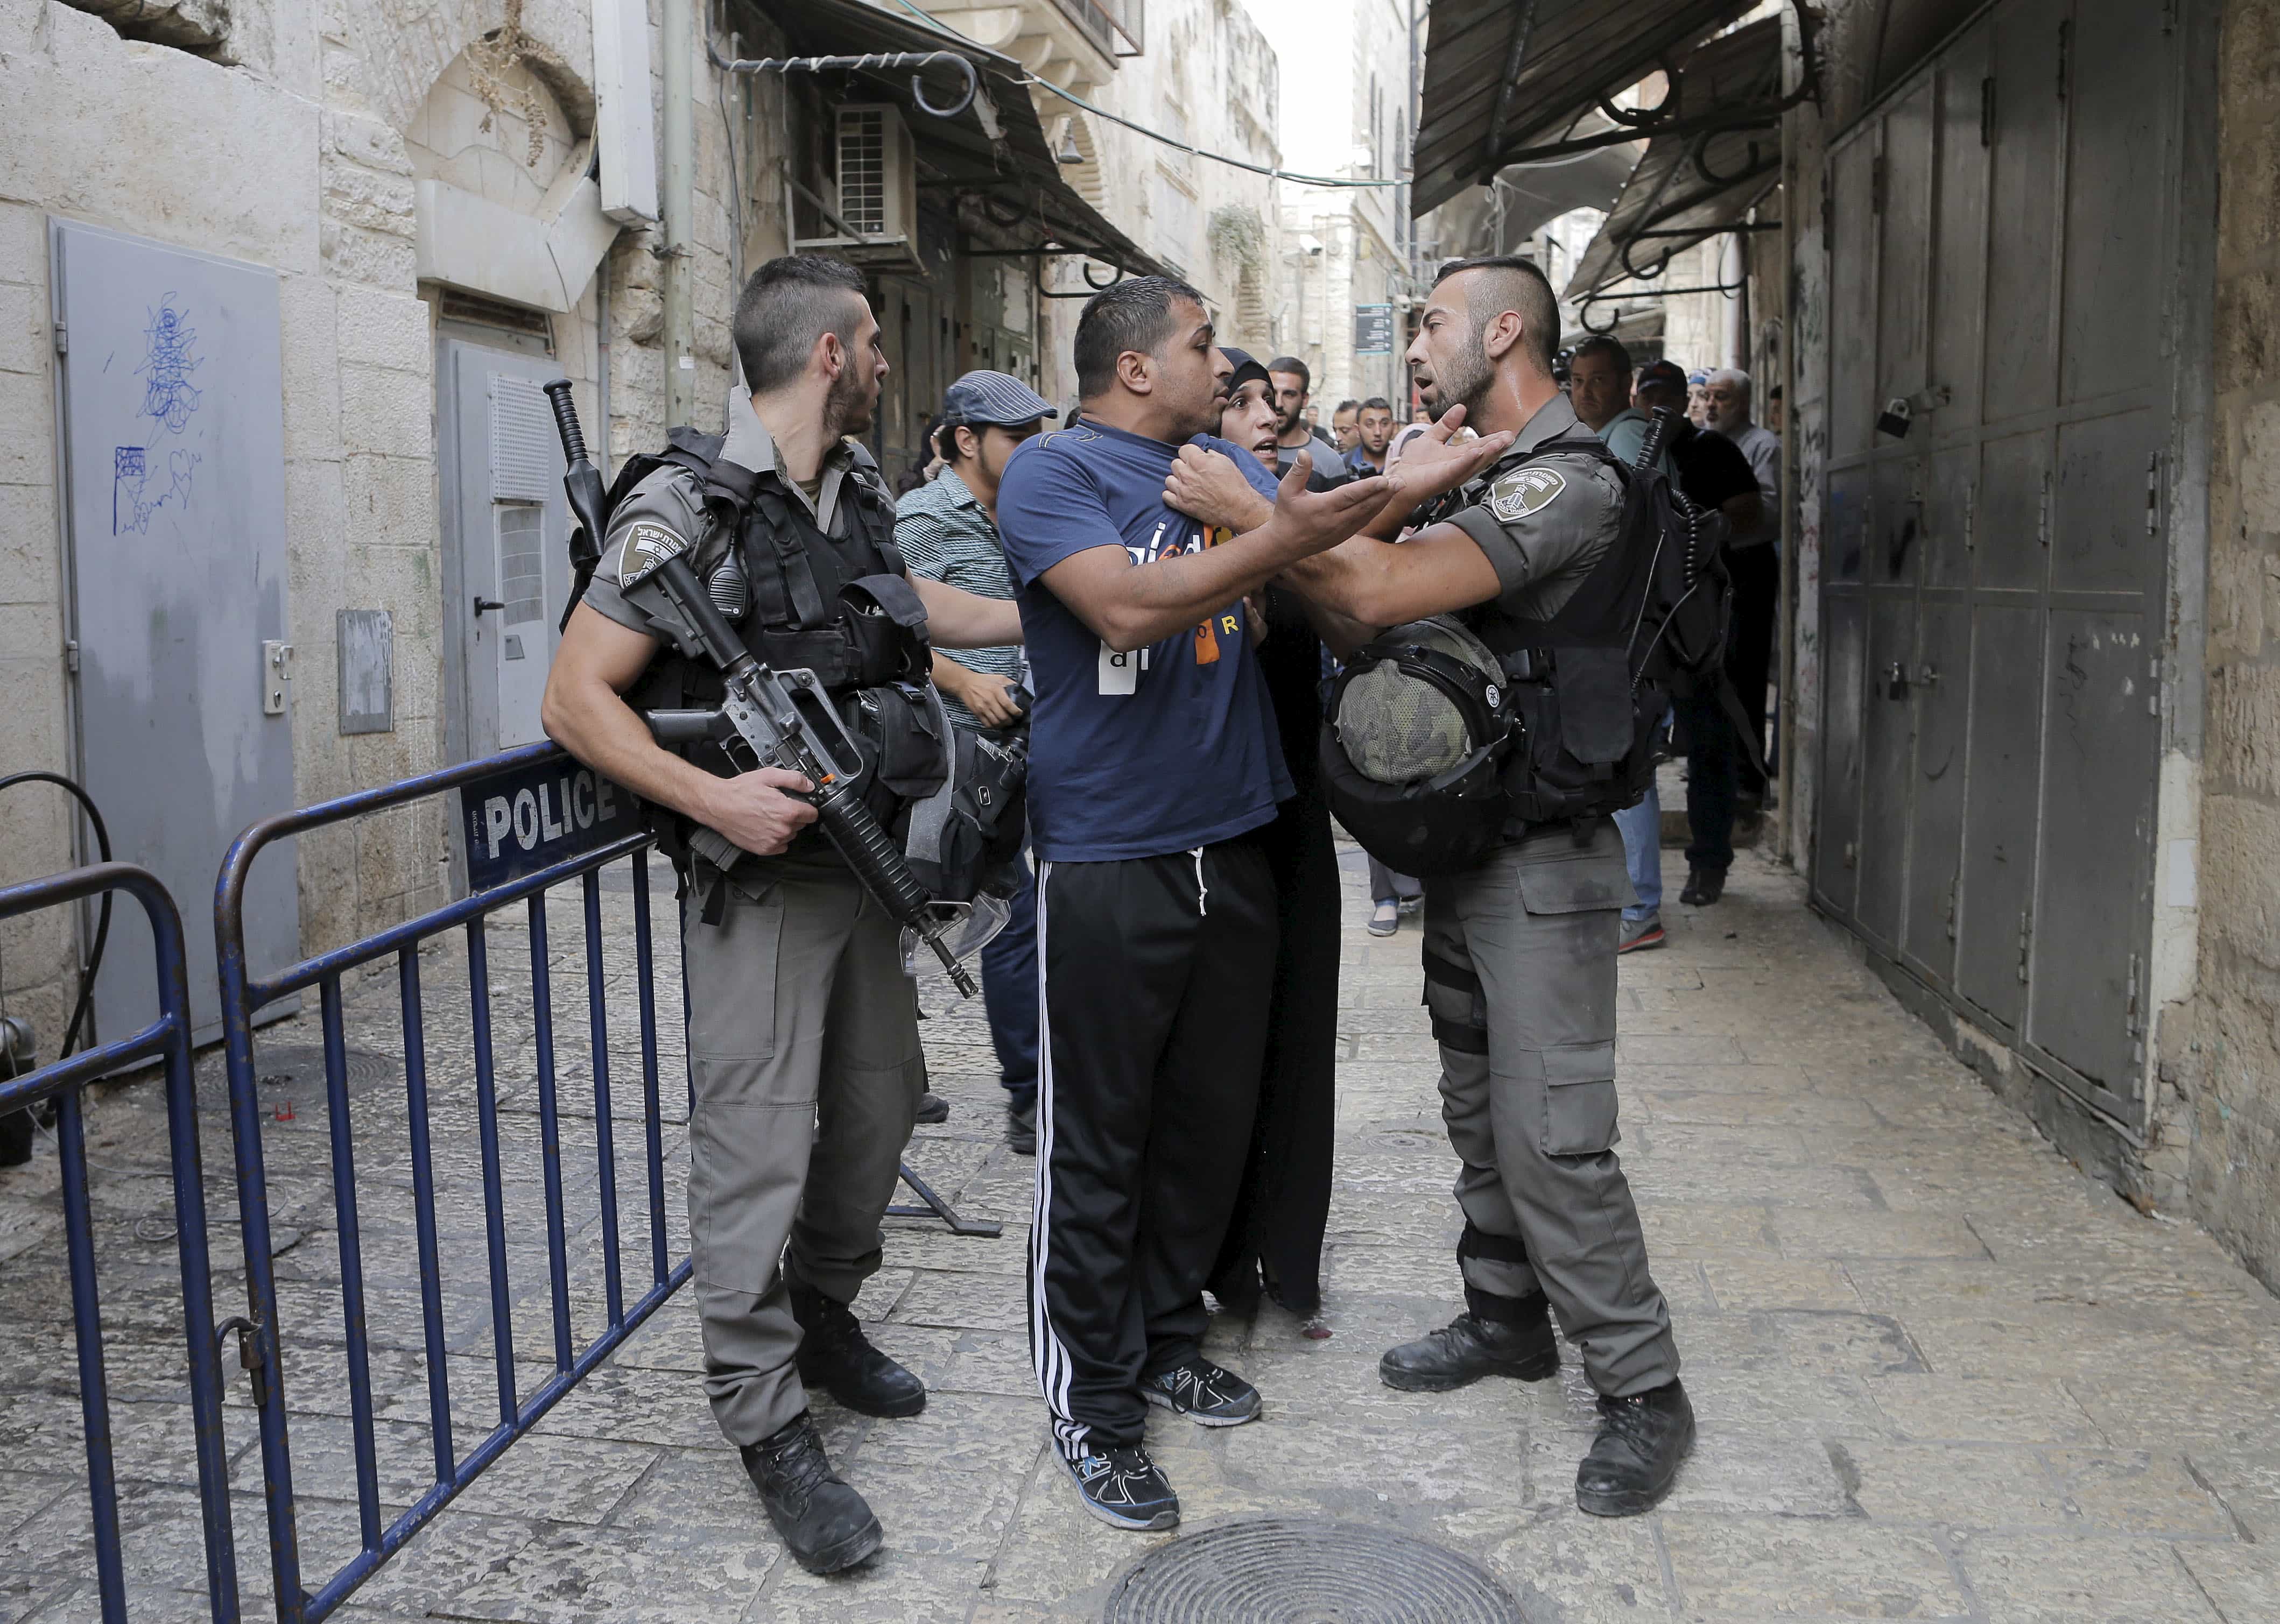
left=681, top=860, right=925, bottom=1446
left=1420, top=817, right=1680, bottom=1398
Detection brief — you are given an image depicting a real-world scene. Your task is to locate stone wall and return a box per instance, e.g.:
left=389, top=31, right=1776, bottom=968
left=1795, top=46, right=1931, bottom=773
left=0, top=0, right=758, bottom=1044
left=1036, top=0, right=1282, bottom=409
left=2184, top=0, right=2280, bottom=1283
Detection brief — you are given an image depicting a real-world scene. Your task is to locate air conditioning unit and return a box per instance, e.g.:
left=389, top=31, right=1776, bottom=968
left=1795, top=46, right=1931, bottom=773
left=794, top=104, right=922, bottom=272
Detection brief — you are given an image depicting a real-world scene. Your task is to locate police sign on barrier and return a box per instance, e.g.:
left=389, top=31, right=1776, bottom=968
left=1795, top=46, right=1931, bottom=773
left=453, top=752, right=639, bottom=894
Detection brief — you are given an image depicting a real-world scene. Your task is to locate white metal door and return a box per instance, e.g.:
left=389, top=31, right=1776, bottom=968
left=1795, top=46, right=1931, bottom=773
left=439, top=341, right=574, bottom=760
left=51, top=218, right=299, bottom=1043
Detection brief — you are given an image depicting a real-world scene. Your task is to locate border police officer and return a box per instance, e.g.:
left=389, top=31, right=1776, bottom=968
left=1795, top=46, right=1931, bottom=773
left=1164, top=253, right=1694, bottom=1516
left=543, top=256, right=1024, bottom=1571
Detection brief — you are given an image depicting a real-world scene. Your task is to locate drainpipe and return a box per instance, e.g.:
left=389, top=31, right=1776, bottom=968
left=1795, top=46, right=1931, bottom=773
left=596, top=264, right=612, bottom=470
left=1722, top=230, right=1747, bottom=371
left=662, top=0, right=696, bottom=427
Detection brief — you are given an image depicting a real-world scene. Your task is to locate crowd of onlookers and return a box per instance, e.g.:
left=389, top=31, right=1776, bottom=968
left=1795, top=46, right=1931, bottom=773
left=1558, top=339, right=1782, bottom=951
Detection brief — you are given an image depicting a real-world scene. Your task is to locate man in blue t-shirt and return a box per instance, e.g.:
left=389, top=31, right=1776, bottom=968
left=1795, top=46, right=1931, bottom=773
left=995, top=277, right=1401, bottom=1534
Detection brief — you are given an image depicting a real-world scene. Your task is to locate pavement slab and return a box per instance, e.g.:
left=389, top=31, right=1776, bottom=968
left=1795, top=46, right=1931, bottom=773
left=3, top=846, right=2276, bottom=1621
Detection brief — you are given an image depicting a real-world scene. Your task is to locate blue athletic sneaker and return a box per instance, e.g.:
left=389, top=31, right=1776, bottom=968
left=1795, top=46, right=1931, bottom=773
left=1061, top=1443, right=1180, bottom=1531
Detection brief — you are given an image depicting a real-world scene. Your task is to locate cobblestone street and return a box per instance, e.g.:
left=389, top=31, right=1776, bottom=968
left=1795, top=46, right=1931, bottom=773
left=5, top=843, right=2280, bottom=1622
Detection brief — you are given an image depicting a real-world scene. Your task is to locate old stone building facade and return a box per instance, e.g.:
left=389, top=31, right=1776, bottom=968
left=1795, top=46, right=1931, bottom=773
left=1025, top=0, right=1284, bottom=409
left=0, top=0, right=744, bottom=1044
left=1251, top=0, right=1410, bottom=412
left=0, top=0, right=1144, bottom=1046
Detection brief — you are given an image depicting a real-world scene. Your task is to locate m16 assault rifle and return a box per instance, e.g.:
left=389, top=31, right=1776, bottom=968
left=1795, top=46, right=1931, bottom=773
left=540, top=380, right=981, bottom=997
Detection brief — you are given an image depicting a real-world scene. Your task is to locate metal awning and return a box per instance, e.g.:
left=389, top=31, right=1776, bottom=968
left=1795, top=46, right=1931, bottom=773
left=742, top=0, right=1164, bottom=277
left=1563, top=16, right=1784, bottom=305
left=1411, top=0, right=1764, bottom=216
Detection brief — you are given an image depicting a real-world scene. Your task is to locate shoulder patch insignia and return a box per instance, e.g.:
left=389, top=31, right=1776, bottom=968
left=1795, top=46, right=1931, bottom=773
left=618, top=520, right=688, bottom=588
left=1488, top=465, right=1567, bottom=523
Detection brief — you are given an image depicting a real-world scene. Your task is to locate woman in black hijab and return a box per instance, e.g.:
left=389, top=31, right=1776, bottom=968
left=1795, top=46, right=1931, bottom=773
left=1207, top=349, right=1339, bottom=1334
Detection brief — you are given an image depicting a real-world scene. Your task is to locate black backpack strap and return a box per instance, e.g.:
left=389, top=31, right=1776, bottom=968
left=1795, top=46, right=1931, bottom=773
left=562, top=436, right=726, bottom=632
left=1715, top=670, right=1771, bottom=781
left=747, top=488, right=833, bottom=627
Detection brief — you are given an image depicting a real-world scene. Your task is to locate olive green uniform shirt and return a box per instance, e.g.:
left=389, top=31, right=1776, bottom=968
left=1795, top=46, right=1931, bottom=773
left=1442, top=393, right=1627, bottom=622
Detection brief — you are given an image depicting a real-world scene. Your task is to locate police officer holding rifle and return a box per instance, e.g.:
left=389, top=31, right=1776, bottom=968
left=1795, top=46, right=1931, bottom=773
left=542, top=256, right=1024, bottom=1573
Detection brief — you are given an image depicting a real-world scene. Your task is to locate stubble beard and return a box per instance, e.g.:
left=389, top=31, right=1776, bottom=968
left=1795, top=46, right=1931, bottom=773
left=1430, top=327, right=1496, bottom=421
left=825, top=365, right=875, bottom=440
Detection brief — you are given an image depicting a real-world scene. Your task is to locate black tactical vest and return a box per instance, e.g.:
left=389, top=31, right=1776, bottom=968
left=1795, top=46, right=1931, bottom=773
left=616, top=430, right=945, bottom=859
left=1438, top=434, right=1665, bottom=828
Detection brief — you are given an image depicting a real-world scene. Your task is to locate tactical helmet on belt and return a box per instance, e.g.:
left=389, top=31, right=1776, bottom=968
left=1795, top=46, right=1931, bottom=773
left=1321, top=617, right=1523, bottom=878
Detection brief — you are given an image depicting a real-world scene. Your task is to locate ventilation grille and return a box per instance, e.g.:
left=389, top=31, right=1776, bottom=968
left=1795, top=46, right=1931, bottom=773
left=442, top=288, right=553, bottom=350
left=495, top=504, right=546, bottom=627
left=489, top=374, right=557, bottom=502
left=838, top=108, right=887, bottom=236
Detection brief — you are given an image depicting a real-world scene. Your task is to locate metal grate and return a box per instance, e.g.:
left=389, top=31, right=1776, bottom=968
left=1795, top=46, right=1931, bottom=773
left=495, top=503, right=547, bottom=626
left=489, top=373, right=558, bottom=501
left=196, top=1043, right=398, bottom=1114
left=838, top=107, right=887, bottom=236
left=1102, top=1518, right=1533, bottom=1623
left=442, top=287, right=554, bottom=350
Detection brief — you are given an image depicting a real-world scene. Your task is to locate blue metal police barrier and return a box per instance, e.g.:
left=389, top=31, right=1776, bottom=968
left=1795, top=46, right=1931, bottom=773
left=214, top=743, right=685, bottom=1624
left=0, top=863, right=239, bottom=1624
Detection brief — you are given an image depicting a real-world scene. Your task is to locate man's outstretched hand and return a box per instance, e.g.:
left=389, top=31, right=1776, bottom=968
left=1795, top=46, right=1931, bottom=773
left=1270, top=453, right=1395, bottom=553
left=1381, top=405, right=1516, bottom=507
left=1164, top=444, right=1274, bottom=532
left=1162, top=446, right=1392, bottom=557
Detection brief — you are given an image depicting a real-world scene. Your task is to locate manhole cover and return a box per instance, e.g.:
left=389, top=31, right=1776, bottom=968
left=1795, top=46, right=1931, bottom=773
left=197, top=1044, right=398, bottom=1113
left=1102, top=1518, right=1530, bottom=1623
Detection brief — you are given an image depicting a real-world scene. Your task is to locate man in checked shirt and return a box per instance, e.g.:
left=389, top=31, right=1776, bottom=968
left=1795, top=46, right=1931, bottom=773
left=894, top=369, right=1055, bottom=1154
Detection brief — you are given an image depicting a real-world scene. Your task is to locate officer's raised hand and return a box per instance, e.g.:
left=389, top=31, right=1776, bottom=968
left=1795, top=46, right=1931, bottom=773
left=1380, top=405, right=1517, bottom=508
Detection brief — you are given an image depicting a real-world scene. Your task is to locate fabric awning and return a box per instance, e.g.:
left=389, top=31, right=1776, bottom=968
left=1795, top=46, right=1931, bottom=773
left=751, top=0, right=1165, bottom=276
left=1487, top=131, right=1646, bottom=244
left=1411, top=0, right=1762, bottom=216
left=1563, top=16, right=1784, bottom=301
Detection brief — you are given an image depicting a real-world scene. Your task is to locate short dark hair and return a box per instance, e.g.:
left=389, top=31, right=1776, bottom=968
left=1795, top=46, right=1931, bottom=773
left=1267, top=356, right=1311, bottom=394
left=1333, top=398, right=1361, bottom=416
left=1570, top=335, right=1634, bottom=377
left=1360, top=397, right=1394, bottom=414
left=1074, top=276, right=1207, bottom=397
left=734, top=255, right=870, bottom=393
left=1432, top=254, right=1560, bottom=375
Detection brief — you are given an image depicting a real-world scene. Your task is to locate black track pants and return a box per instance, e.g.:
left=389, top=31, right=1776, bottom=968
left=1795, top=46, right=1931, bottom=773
left=1028, top=836, right=1278, bottom=1459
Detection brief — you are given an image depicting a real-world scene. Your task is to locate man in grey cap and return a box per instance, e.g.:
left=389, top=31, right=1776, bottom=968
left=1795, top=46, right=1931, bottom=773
left=896, top=370, right=1053, bottom=1151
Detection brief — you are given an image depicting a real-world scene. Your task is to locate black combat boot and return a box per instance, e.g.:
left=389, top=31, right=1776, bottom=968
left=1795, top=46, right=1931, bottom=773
left=790, top=1283, right=926, bottom=1417
left=1378, top=1291, right=1560, bottom=1392
left=1575, top=1379, right=1695, bottom=1516
left=739, top=1411, right=882, bottom=1573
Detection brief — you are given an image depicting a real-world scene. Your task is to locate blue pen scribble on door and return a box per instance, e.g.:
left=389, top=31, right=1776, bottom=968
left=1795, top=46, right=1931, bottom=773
left=113, top=444, right=200, bottom=535
left=136, top=293, right=202, bottom=433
